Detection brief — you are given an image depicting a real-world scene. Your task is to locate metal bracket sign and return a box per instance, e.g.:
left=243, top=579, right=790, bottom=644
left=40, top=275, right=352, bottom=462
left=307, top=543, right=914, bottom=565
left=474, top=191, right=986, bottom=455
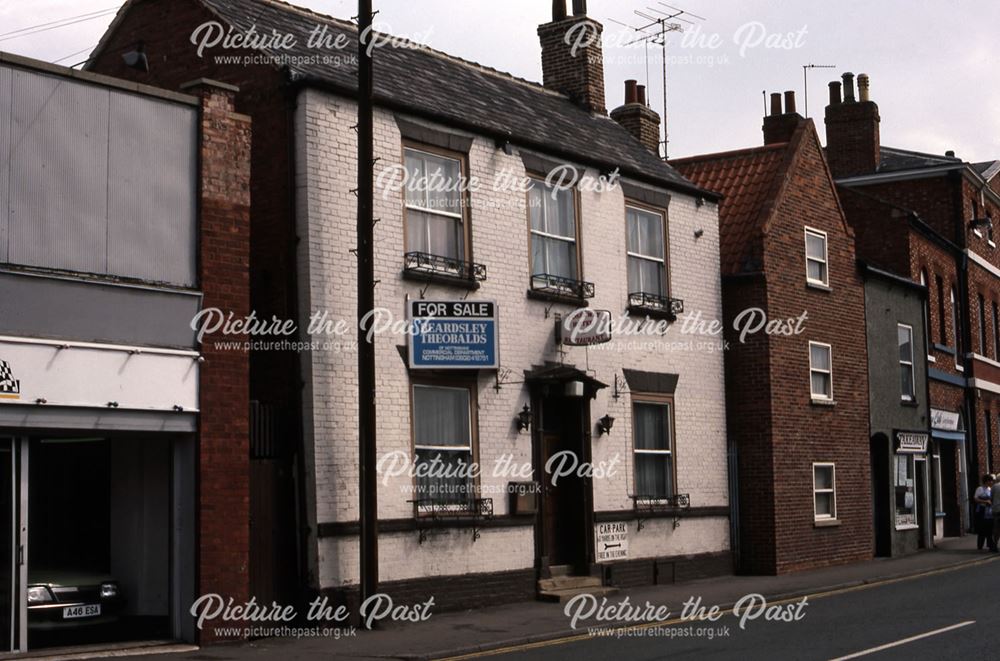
left=557, top=309, right=613, bottom=346
left=595, top=521, right=629, bottom=563
left=408, top=300, right=499, bottom=369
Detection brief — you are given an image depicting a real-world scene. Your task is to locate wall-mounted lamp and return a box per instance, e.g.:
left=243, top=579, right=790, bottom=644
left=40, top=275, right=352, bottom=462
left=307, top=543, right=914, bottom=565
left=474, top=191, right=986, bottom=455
left=516, top=404, right=532, bottom=433
left=122, top=42, right=149, bottom=73
left=597, top=414, right=615, bottom=436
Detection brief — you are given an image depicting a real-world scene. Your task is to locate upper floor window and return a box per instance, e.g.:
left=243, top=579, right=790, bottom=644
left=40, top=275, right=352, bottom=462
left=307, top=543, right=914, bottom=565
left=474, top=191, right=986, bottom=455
left=626, top=205, right=668, bottom=298
left=936, top=275, right=946, bottom=345
left=411, top=383, right=475, bottom=504
left=528, top=178, right=580, bottom=289
left=632, top=396, right=675, bottom=500
left=980, top=294, right=989, bottom=356
left=804, top=228, right=829, bottom=287
left=809, top=341, right=833, bottom=401
left=404, top=147, right=466, bottom=261
left=899, top=324, right=915, bottom=401
left=951, top=286, right=963, bottom=368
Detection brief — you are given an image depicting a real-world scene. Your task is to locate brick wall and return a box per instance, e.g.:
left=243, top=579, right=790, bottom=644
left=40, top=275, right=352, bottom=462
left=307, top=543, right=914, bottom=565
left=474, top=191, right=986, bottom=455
left=765, top=127, right=872, bottom=573
left=537, top=16, right=606, bottom=114
left=824, top=100, right=880, bottom=178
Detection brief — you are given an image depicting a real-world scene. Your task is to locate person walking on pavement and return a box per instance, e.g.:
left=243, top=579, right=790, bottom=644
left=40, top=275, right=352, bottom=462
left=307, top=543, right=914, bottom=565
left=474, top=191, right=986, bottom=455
left=975, top=474, right=995, bottom=551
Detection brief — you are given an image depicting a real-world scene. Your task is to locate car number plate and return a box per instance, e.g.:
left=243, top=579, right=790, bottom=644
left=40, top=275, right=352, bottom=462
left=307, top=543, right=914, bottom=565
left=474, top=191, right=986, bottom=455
left=63, top=604, right=101, bottom=619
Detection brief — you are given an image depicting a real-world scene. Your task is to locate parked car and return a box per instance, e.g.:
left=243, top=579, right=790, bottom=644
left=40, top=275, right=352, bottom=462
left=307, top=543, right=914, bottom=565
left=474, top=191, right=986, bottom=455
left=27, top=570, right=124, bottom=629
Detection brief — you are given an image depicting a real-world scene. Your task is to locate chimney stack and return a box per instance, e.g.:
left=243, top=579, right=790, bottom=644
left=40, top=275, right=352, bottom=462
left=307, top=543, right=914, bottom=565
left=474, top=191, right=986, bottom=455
left=763, top=90, right=804, bottom=145
left=611, top=79, right=661, bottom=154
left=538, top=0, right=607, bottom=114
left=825, top=71, right=880, bottom=177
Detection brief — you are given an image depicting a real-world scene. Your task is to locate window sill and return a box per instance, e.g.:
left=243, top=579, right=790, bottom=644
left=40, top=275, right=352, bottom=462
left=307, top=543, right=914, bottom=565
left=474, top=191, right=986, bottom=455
left=811, top=398, right=836, bottom=407
left=895, top=524, right=919, bottom=531
left=990, top=241, right=997, bottom=248
left=402, top=268, right=481, bottom=290
left=814, top=518, right=841, bottom=528
left=901, top=399, right=919, bottom=408
left=627, top=305, right=677, bottom=322
left=806, top=281, right=832, bottom=292
left=527, top=289, right=589, bottom=307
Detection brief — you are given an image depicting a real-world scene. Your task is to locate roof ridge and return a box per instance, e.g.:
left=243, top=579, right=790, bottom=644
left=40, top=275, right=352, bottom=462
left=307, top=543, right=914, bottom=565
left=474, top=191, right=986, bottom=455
left=247, top=0, right=563, bottom=98
left=670, top=142, right=787, bottom=165
left=881, top=145, right=961, bottom=161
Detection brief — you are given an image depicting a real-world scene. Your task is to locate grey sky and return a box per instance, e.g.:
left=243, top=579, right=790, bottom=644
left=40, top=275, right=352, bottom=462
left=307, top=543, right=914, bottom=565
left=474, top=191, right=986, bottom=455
left=3, top=0, right=998, bottom=161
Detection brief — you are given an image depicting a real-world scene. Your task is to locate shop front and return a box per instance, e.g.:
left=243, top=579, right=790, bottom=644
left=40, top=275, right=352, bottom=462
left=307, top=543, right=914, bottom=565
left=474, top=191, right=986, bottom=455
left=0, top=338, right=197, bottom=653
left=930, top=408, right=967, bottom=539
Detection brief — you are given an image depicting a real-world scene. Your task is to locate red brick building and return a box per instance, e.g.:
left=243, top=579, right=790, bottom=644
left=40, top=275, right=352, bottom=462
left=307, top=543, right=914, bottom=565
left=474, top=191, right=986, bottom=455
left=827, top=72, right=1000, bottom=539
left=673, top=93, right=872, bottom=574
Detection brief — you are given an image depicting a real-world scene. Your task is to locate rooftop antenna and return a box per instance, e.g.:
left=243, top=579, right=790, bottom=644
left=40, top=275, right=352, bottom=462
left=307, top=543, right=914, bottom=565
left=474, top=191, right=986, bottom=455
left=802, top=63, right=836, bottom=118
left=611, top=3, right=705, bottom=159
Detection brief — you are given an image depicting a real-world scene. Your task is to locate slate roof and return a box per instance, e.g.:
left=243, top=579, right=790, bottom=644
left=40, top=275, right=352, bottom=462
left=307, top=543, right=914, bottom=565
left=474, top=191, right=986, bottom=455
left=878, top=146, right=963, bottom=173
left=671, top=143, right=788, bottom=275
left=975, top=160, right=1000, bottom=180
left=186, top=0, right=707, bottom=196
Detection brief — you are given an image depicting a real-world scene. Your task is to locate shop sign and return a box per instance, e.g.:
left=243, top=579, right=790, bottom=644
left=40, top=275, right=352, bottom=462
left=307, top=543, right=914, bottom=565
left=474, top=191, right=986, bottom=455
left=0, top=340, right=199, bottom=411
left=895, top=431, right=929, bottom=454
left=595, top=521, right=628, bottom=562
left=408, top=300, right=499, bottom=369
left=558, top=309, right=612, bottom=347
left=931, top=408, right=960, bottom=431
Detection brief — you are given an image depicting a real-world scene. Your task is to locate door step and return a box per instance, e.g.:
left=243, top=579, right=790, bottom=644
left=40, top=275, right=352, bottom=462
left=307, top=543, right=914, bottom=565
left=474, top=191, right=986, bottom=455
left=538, top=574, right=603, bottom=591
left=538, top=584, right=619, bottom=604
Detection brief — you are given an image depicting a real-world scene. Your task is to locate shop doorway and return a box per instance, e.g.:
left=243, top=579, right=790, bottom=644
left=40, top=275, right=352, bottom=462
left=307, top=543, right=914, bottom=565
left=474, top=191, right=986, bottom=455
left=0, top=432, right=193, bottom=654
left=869, top=434, right=891, bottom=557
left=915, top=459, right=929, bottom=549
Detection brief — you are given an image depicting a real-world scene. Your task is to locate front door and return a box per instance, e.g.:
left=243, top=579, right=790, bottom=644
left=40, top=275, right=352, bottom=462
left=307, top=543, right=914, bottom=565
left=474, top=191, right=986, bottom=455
left=916, top=459, right=929, bottom=549
left=0, top=437, right=26, bottom=653
left=538, top=394, right=591, bottom=573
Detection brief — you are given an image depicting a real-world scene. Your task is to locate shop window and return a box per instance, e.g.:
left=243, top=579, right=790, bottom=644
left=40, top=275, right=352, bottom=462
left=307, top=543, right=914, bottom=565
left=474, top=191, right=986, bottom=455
left=528, top=177, right=589, bottom=298
left=804, top=227, right=829, bottom=287
left=632, top=396, right=675, bottom=500
left=812, top=463, right=836, bottom=520
left=898, top=324, right=915, bottom=401
left=411, top=383, right=476, bottom=504
left=809, top=341, right=833, bottom=401
left=403, top=146, right=467, bottom=262
left=895, top=454, right=917, bottom=528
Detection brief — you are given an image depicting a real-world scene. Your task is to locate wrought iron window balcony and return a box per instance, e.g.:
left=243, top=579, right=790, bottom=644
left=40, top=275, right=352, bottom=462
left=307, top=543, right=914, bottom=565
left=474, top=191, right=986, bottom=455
left=530, top=273, right=596, bottom=301
left=409, top=497, right=494, bottom=543
left=403, top=251, right=487, bottom=288
left=628, top=291, right=684, bottom=319
left=631, top=493, right=690, bottom=531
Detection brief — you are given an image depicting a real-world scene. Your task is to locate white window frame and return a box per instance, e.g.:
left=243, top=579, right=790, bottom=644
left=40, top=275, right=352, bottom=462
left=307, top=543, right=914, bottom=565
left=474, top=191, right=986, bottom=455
left=804, top=227, right=829, bottom=287
left=932, top=449, right=943, bottom=514
left=951, top=287, right=963, bottom=371
left=632, top=398, right=675, bottom=502
left=809, top=341, right=833, bottom=401
left=898, top=323, right=915, bottom=402
left=411, top=383, right=475, bottom=506
left=527, top=176, right=579, bottom=289
left=812, top=462, right=836, bottom=520
left=626, top=204, right=668, bottom=298
left=894, top=453, right=918, bottom=530
left=403, top=146, right=466, bottom=262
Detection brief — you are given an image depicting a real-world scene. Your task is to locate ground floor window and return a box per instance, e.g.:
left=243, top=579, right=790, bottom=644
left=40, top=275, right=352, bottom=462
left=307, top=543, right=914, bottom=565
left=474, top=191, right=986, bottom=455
left=411, top=383, right=476, bottom=504
left=895, top=453, right=917, bottom=528
left=812, top=463, right=836, bottom=520
left=632, top=395, right=675, bottom=500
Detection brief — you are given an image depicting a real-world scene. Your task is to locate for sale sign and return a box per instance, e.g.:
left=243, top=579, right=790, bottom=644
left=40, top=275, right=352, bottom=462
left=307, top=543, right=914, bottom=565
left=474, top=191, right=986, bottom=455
left=408, top=300, right=499, bottom=369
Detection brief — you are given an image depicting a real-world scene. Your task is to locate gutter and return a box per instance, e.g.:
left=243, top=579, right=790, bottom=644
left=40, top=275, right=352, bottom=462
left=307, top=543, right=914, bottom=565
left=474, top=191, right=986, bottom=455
left=285, top=74, right=722, bottom=202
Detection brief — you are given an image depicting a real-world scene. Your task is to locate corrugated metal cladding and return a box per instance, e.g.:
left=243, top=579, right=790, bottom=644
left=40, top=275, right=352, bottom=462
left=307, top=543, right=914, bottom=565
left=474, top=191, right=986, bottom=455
left=0, top=64, right=197, bottom=287
left=0, top=65, right=13, bottom=262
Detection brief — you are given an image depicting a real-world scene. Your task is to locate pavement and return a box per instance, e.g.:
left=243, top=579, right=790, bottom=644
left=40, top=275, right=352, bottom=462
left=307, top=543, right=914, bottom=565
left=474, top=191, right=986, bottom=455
left=32, top=536, right=999, bottom=661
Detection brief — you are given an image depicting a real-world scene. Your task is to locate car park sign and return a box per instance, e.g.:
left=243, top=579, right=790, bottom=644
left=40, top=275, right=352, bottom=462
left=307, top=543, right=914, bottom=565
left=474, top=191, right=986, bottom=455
left=408, top=300, right=499, bottom=369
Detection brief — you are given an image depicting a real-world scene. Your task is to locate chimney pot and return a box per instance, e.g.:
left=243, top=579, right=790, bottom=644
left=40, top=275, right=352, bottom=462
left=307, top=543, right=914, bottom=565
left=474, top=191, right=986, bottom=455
left=842, top=72, right=856, bottom=102
left=829, top=81, right=842, bottom=105
left=572, top=0, right=587, bottom=15
left=769, top=92, right=782, bottom=117
left=857, top=73, right=870, bottom=102
left=624, top=79, right=638, bottom=104
left=552, top=0, right=567, bottom=20
left=784, top=90, right=796, bottom=114
left=946, top=150, right=956, bottom=157
left=637, top=84, right=646, bottom=105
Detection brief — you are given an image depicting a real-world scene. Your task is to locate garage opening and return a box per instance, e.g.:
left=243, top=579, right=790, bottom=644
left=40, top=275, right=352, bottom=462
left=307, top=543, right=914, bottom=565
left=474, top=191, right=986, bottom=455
left=27, top=436, right=171, bottom=650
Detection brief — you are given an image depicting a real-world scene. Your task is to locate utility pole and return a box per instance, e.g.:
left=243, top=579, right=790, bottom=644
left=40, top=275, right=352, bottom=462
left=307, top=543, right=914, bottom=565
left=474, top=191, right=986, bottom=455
left=356, top=0, right=378, bottom=615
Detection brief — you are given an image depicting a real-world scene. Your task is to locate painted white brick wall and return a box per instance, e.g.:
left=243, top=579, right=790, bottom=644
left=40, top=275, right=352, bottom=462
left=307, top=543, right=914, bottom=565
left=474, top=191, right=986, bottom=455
left=295, top=88, right=729, bottom=588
